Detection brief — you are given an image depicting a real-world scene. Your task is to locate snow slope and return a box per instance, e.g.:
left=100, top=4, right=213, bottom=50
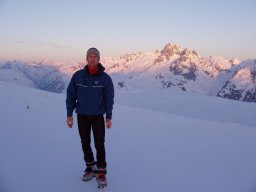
left=0, top=82, right=256, bottom=192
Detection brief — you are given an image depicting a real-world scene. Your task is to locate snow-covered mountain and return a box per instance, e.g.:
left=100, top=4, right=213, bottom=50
left=217, top=60, right=256, bottom=102
left=0, top=43, right=255, bottom=102
left=102, top=44, right=255, bottom=100
left=0, top=60, right=80, bottom=93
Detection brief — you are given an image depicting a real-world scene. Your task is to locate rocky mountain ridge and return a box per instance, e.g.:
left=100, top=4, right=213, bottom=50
left=0, top=43, right=255, bottom=102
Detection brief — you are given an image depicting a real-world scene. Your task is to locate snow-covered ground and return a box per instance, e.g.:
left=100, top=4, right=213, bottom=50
left=0, top=81, right=256, bottom=192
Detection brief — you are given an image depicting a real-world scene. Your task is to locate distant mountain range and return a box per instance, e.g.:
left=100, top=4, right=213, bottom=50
left=0, top=43, right=256, bottom=102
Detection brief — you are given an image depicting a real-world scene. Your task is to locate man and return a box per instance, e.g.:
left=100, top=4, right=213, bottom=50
left=66, top=48, right=114, bottom=188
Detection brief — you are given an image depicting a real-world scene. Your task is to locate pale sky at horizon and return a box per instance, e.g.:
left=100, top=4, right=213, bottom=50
left=0, top=0, right=255, bottom=62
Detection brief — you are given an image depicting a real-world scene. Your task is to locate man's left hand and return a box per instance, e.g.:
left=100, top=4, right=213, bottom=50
left=106, top=119, right=112, bottom=129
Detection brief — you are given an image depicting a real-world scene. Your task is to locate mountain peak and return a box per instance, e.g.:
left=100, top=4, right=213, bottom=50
left=161, top=43, right=181, bottom=58
left=229, top=57, right=241, bottom=65
left=154, top=43, right=201, bottom=64
left=154, top=43, right=181, bottom=64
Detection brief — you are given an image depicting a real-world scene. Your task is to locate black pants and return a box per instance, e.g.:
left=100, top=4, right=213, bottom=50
left=77, top=114, right=106, bottom=169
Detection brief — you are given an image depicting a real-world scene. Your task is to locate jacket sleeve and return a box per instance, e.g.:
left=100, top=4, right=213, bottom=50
left=104, top=75, right=114, bottom=119
left=66, top=75, right=77, bottom=117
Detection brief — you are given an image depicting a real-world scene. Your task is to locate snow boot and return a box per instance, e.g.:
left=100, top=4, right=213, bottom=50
left=82, top=162, right=96, bottom=181
left=96, top=168, right=107, bottom=188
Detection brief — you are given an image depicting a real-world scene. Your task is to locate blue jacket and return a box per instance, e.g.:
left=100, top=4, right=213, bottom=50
left=66, top=63, right=114, bottom=119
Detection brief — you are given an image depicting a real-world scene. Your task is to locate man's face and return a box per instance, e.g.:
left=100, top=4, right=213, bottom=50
left=87, top=53, right=99, bottom=68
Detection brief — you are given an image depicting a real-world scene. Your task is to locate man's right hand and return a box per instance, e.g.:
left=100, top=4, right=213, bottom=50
left=67, top=116, right=73, bottom=128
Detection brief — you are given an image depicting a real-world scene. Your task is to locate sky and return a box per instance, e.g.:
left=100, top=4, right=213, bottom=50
left=0, top=0, right=255, bottom=61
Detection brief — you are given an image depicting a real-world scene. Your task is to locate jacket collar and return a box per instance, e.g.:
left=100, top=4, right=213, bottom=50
left=84, top=63, right=105, bottom=76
